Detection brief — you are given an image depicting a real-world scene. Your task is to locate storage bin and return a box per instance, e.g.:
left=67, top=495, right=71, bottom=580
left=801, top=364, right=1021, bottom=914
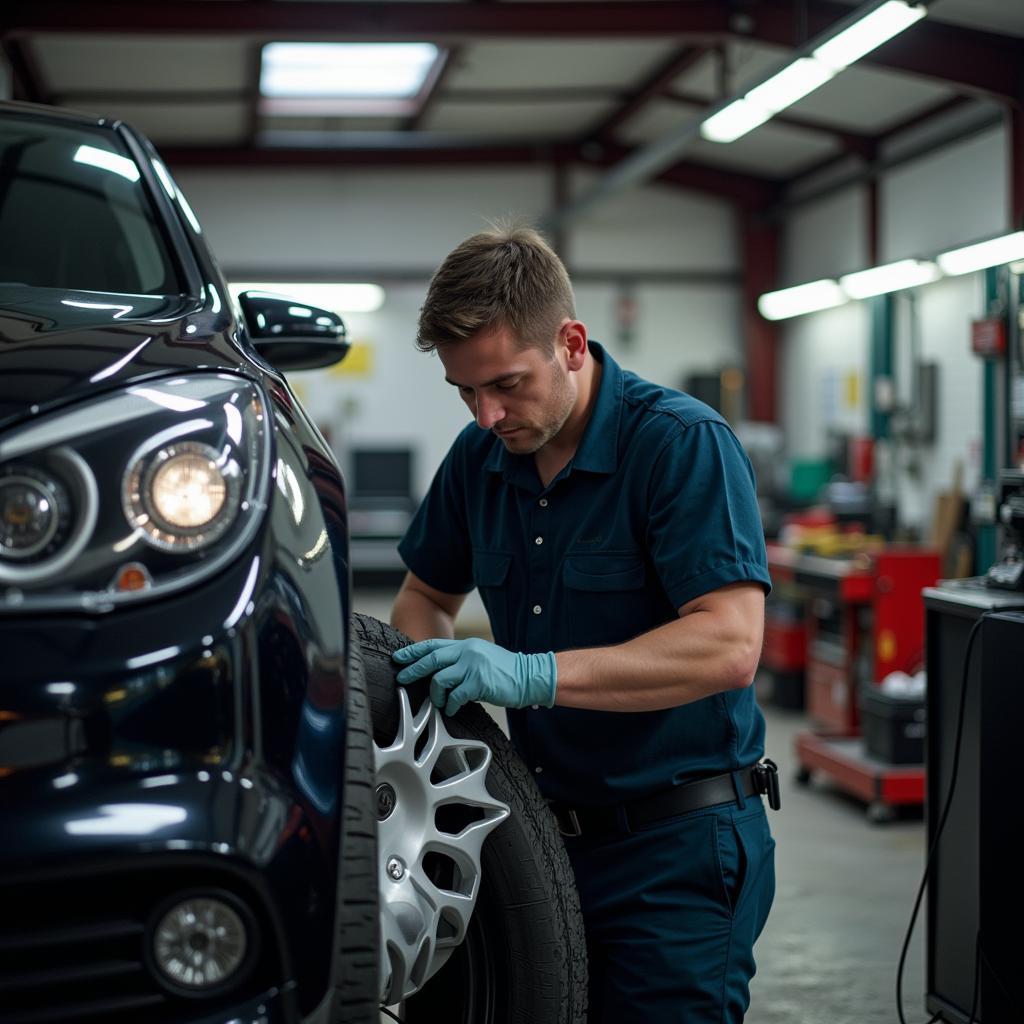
left=861, top=688, right=926, bottom=764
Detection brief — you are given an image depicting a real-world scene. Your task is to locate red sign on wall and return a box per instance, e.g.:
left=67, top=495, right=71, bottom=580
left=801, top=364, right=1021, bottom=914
left=971, top=317, right=1006, bottom=357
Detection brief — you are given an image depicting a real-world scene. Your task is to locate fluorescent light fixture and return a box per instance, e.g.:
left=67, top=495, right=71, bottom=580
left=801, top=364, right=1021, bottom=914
left=261, top=42, right=439, bottom=99
left=73, top=145, right=140, bottom=182
left=937, top=232, right=1024, bottom=276
left=703, top=57, right=835, bottom=143
left=702, top=1, right=925, bottom=144
left=758, top=280, right=847, bottom=321
left=700, top=99, right=774, bottom=143
left=813, top=1, right=926, bottom=72
left=746, top=58, right=835, bottom=114
left=840, top=259, right=940, bottom=299
left=229, top=282, right=385, bottom=314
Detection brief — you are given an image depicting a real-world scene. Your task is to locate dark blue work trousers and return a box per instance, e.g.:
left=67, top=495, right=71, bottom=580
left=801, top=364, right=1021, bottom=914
left=563, top=797, right=776, bottom=1023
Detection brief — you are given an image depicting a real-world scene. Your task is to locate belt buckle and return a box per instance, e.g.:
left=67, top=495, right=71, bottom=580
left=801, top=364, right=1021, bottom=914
left=555, top=807, right=582, bottom=838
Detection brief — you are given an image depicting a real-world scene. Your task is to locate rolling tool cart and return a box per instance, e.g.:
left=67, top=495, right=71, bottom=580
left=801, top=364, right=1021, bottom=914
left=791, top=547, right=940, bottom=821
left=761, top=544, right=809, bottom=709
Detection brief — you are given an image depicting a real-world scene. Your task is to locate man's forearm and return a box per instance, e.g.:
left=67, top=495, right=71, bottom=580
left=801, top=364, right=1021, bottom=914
left=554, top=605, right=761, bottom=713
left=391, top=588, right=457, bottom=643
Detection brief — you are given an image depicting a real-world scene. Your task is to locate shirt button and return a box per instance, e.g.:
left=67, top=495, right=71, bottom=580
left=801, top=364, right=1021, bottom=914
left=532, top=604, right=542, bottom=615
left=531, top=704, right=540, bottom=710
left=534, top=536, right=544, bottom=545
left=534, top=766, right=543, bottom=774
left=539, top=498, right=549, bottom=508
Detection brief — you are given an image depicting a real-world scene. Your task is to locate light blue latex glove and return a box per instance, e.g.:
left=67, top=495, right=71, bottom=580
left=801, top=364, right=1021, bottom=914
left=392, top=638, right=557, bottom=717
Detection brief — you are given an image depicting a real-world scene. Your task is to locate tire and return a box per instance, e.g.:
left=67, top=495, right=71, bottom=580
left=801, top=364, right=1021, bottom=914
left=353, top=612, right=587, bottom=1024
left=329, top=639, right=380, bottom=1024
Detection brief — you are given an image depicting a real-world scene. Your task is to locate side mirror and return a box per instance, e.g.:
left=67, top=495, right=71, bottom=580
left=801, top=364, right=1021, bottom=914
left=238, top=291, right=350, bottom=371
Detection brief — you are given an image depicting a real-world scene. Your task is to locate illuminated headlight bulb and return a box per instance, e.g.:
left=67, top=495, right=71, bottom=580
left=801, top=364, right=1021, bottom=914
left=124, top=442, right=241, bottom=552
left=150, top=449, right=227, bottom=528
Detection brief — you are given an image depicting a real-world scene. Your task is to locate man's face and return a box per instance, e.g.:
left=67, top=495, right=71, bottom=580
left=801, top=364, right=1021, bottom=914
left=438, top=323, right=576, bottom=455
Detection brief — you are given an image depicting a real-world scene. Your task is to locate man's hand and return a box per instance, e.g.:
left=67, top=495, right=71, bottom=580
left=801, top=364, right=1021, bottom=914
left=392, top=638, right=557, bottom=716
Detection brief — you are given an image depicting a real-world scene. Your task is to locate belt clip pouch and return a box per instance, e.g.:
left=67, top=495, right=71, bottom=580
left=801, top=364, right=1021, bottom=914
left=753, top=758, right=781, bottom=810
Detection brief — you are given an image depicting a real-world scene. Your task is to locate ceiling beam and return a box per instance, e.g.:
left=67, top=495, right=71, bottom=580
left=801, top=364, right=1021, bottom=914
left=159, top=139, right=778, bottom=209
left=747, top=1, right=1024, bottom=107
left=162, top=143, right=579, bottom=168
left=51, top=89, right=250, bottom=105
left=444, top=86, right=624, bottom=103
left=786, top=94, right=974, bottom=187
left=1, top=2, right=735, bottom=38
left=768, top=108, right=1005, bottom=218
left=662, top=87, right=877, bottom=158
left=588, top=142, right=782, bottom=210
left=581, top=44, right=708, bottom=143
left=5, top=2, right=1021, bottom=105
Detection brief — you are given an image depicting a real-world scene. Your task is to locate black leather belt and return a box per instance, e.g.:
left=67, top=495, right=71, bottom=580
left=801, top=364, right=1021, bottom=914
left=549, top=760, right=780, bottom=838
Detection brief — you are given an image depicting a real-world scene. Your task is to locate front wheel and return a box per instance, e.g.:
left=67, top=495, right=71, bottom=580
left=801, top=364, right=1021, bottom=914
left=353, top=613, right=587, bottom=1024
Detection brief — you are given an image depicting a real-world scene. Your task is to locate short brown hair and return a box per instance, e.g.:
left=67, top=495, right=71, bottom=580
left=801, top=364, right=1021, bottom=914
left=416, top=222, right=575, bottom=354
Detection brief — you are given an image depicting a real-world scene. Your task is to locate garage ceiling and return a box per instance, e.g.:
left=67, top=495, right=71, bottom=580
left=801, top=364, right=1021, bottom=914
left=3, top=1, right=1023, bottom=212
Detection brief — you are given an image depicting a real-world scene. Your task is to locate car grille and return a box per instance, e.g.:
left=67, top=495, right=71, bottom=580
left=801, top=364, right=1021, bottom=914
left=0, top=862, right=284, bottom=1024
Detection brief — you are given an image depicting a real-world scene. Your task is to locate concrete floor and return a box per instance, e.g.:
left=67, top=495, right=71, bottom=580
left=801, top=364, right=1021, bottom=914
left=749, top=704, right=926, bottom=1024
left=355, top=591, right=928, bottom=1023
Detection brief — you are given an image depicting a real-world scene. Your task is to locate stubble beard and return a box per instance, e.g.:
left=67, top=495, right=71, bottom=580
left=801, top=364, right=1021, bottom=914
left=499, top=360, right=576, bottom=455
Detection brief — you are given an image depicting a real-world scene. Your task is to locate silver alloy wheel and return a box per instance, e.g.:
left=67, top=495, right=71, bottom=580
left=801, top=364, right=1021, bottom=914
left=374, top=689, right=510, bottom=1005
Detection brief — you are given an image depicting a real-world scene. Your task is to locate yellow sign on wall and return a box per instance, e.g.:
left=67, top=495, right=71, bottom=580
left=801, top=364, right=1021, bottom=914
left=844, top=371, right=860, bottom=409
left=329, top=340, right=373, bottom=377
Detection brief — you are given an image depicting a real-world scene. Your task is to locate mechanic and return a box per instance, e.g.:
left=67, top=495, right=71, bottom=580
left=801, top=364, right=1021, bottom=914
left=389, top=224, right=777, bottom=1023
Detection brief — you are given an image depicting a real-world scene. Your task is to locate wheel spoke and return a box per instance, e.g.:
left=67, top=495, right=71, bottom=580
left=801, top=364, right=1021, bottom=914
left=374, top=688, right=509, bottom=1004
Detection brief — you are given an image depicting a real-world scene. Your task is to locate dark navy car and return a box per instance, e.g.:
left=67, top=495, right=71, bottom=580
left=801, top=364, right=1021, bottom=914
left=0, top=100, right=585, bottom=1024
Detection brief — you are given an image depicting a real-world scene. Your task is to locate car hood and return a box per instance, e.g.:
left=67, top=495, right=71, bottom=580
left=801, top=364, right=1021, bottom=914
left=0, top=285, right=251, bottom=432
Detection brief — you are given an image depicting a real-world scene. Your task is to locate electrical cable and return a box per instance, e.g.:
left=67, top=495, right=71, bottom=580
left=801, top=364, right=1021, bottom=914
left=896, top=605, right=1024, bottom=1024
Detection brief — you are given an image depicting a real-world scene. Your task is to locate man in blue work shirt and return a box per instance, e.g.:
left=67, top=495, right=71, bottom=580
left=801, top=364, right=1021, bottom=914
left=391, top=224, right=777, bottom=1023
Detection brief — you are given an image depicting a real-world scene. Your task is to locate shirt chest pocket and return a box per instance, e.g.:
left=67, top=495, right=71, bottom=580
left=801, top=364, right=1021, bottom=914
left=563, top=555, right=650, bottom=648
left=473, top=551, right=512, bottom=646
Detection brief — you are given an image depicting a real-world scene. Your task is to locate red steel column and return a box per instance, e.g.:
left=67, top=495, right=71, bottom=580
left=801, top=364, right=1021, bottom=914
left=1011, top=104, right=1024, bottom=229
left=741, top=213, right=780, bottom=424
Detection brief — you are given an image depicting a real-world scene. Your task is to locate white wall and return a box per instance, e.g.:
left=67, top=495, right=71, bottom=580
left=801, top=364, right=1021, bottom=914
left=176, top=165, right=743, bottom=496
left=783, top=184, right=868, bottom=284
left=779, top=301, right=871, bottom=460
left=777, top=117, right=1007, bottom=537
left=881, top=125, right=1007, bottom=261
left=889, top=275, right=986, bottom=530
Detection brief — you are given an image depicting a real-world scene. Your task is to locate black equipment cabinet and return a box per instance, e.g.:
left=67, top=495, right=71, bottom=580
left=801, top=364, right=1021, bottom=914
left=923, top=586, right=1024, bottom=1023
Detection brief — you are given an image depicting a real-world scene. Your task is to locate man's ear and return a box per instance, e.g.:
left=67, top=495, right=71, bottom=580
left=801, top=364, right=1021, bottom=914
left=562, top=320, right=588, bottom=370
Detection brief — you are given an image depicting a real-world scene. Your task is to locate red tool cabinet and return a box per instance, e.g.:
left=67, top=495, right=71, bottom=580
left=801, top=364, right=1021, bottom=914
left=766, top=544, right=940, bottom=820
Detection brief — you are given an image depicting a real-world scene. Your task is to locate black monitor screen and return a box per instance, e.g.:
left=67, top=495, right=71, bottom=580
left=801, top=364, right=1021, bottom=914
left=352, top=449, right=413, bottom=499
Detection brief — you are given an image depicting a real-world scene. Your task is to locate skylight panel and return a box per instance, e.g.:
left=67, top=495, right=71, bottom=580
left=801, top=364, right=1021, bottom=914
left=260, top=42, right=440, bottom=100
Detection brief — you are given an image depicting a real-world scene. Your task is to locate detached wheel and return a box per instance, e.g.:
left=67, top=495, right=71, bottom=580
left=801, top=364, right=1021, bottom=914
left=353, top=613, right=587, bottom=1024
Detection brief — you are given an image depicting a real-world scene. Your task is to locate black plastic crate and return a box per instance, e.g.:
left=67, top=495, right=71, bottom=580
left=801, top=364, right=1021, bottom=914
left=861, top=688, right=926, bottom=764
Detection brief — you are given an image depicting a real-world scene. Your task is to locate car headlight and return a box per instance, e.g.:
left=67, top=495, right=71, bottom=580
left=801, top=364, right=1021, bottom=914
left=0, top=374, right=269, bottom=611
left=0, top=464, right=71, bottom=560
left=124, top=441, right=241, bottom=552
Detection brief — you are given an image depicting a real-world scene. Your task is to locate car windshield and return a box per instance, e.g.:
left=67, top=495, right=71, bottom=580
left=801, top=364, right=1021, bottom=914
left=0, top=115, right=184, bottom=296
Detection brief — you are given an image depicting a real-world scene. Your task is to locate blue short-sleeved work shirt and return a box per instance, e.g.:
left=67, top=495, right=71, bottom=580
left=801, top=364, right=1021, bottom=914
left=398, top=342, right=773, bottom=805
